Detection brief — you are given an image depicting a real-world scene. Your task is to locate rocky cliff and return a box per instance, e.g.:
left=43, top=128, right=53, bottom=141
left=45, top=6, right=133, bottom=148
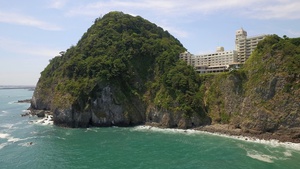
left=31, top=11, right=208, bottom=128
left=31, top=12, right=300, bottom=140
left=203, top=35, right=300, bottom=140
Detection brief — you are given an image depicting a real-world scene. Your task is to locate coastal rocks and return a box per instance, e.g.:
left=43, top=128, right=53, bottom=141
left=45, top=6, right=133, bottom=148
left=89, top=86, right=127, bottom=126
left=21, top=111, right=31, bottom=117
left=36, top=110, right=45, bottom=117
left=32, top=114, right=54, bottom=125
left=146, top=106, right=211, bottom=129
left=202, top=62, right=300, bottom=142
left=17, top=99, right=31, bottom=103
left=29, top=110, right=53, bottom=118
left=44, top=85, right=142, bottom=128
left=197, top=124, right=300, bottom=143
left=29, top=14, right=300, bottom=144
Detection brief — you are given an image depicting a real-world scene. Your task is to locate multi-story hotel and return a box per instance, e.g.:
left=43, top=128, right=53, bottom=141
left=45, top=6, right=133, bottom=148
left=180, top=28, right=267, bottom=73
left=235, top=28, right=266, bottom=63
left=179, top=51, right=194, bottom=66
left=194, top=47, right=239, bottom=73
left=179, top=47, right=239, bottom=73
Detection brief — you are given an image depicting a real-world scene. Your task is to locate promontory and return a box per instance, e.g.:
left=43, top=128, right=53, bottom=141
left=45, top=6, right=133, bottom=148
left=30, top=11, right=300, bottom=142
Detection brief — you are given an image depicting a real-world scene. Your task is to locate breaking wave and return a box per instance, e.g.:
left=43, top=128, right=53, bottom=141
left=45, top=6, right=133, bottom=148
left=132, top=125, right=300, bottom=151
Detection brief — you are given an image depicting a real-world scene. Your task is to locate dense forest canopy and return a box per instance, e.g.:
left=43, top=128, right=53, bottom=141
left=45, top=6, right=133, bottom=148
left=36, top=11, right=206, bottom=121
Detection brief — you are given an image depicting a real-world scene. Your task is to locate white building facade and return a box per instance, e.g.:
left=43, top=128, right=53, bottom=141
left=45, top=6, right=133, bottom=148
left=235, top=28, right=266, bottom=63
left=180, top=28, right=267, bottom=73
left=193, top=47, right=238, bottom=73
left=179, top=51, right=193, bottom=66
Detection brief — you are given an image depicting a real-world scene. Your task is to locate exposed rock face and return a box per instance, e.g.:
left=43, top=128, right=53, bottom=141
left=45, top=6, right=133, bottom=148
left=202, top=72, right=300, bottom=142
left=31, top=10, right=300, bottom=142
left=32, top=85, right=144, bottom=127
left=146, top=106, right=211, bottom=129
left=204, top=35, right=300, bottom=139
left=30, top=11, right=205, bottom=128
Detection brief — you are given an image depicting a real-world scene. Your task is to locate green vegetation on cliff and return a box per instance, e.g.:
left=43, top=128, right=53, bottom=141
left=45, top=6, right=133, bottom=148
left=40, top=12, right=182, bottom=100
left=203, top=35, right=300, bottom=135
left=150, top=60, right=206, bottom=117
left=33, top=11, right=299, bottom=133
left=244, top=35, right=300, bottom=93
left=33, top=11, right=207, bottom=127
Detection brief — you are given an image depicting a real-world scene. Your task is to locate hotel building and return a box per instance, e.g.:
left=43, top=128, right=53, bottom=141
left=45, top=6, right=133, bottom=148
left=180, top=28, right=267, bottom=73
left=235, top=28, right=266, bottom=63
left=179, top=51, right=194, bottom=66
left=193, top=47, right=239, bottom=73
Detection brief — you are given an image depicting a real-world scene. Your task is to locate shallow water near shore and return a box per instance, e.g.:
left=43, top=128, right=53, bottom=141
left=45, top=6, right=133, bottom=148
left=1, top=88, right=300, bottom=169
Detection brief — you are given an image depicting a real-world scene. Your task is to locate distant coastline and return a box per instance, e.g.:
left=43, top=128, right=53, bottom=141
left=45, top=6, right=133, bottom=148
left=0, top=85, right=35, bottom=91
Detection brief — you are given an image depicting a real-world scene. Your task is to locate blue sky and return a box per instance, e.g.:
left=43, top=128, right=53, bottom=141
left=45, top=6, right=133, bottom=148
left=0, top=0, right=299, bottom=85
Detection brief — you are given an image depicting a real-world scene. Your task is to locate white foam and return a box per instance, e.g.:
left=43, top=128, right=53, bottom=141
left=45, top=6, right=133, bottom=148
left=85, top=128, right=98, bottom=133
left=56, top=136, right=66, bottom=140
left=133, top=125, right=192, bottom=135
left=0, top=133, right=36, bottom=150
left=0, top=110, right=8, bottom=116
left=246, top=150, right=275, bottom=163
left=283, top=150, right=292, bottom=157
left=132, top=125, right=300, bottom=151
left=0, top=132, right=32, bottom=143
left=18, top=142, right=34, bottom=147
left=65, top=132, right=71, bottom=136
left=0, top=143, right=8, bottom=149
left=1, top=123, right=14, bottom=129
left=22, top=110, right=30, bottom=113
left=237, top=143, right=284, bottom=163
left=7, top=137, right=22, bottom=142
left=0, top=133, right=10, bottom=139
left=32, top=115, right=53, bottom=125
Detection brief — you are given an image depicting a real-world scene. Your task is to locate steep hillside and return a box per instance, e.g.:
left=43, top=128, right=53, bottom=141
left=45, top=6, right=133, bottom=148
left=203, top=35, right=300, bottom=140
left=31, top=11, right=209, bottom=128
left=31, top=11, right=300, bottom=141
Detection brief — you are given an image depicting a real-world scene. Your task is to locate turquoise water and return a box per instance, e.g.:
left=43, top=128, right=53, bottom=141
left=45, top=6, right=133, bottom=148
left=1, top=89, right=300, bottom=169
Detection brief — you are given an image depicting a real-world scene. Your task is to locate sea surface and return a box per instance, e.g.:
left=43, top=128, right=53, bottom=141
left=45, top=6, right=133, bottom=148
left=0, top=88, right=300, bottom=169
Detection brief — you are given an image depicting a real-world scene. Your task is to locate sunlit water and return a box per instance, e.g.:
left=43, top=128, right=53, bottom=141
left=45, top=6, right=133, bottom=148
left=0, top=88, right=299, bottom=169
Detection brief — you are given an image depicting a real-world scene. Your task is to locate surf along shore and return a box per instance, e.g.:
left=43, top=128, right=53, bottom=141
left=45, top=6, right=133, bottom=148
left=195, top=124, right=300, bottom=143
left=23, top=111, right=300, bottom=150
left=134, top=125, right=300, bottom=151
left=24, top=99, right=300, bottom=144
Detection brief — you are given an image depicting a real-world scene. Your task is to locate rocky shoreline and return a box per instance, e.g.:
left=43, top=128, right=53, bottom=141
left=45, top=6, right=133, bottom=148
left=17, top=99, right=32, bottom=103
left=26, top=109, right=300, bottom=143
left=195, top=124, right=300, bottom=143
left=24, top=109, right=300, bottom=143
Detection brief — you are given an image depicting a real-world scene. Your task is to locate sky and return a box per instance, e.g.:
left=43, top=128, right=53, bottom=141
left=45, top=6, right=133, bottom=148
left=0, top=0, right=300, bottom=86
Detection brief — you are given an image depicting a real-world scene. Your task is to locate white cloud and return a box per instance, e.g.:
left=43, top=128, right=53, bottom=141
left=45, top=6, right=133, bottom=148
left=66, top=0, right=300, bottom=20
left=48, top=0, right=69, bottom=9
left=286, top=29, right=300, bottom=37
left=0, top=37, right=60, bottom=58
left=244, top=1, right=300, bottom=19
left=0, top=11, right=62, bottom=31
left=66, top=0, right=185, bottom=17
left=158, top=24, right=189, bottom=38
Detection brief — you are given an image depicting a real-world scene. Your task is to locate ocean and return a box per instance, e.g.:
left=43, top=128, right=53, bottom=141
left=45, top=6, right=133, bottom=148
left=0, top=88, right=300, bottom=169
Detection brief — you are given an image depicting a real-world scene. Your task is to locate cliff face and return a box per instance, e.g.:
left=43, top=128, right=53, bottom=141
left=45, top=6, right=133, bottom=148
left=31, top=11, right=208, bottom=128
left=145, top=106, right=211, bottom=129
left=204, top=35, right=300, bottom=138
left=31, top=11, right=300, bottom=137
